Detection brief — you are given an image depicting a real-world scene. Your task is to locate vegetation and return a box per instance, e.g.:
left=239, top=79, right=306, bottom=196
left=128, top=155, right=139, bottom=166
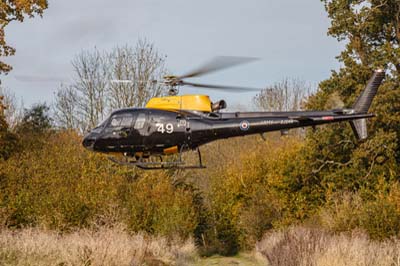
left=257, top=226, right=400, bottom=266
left=0, top=0, right=399, bottom=264
left=0, top=96, right=17, bottom=160
left=0, top=226, right=197, bottom=266
left=0, top=0, right=48, bottom=74
left=253, top=78, right=313, bottom=111
left=54, top=40, right=167, bottom=131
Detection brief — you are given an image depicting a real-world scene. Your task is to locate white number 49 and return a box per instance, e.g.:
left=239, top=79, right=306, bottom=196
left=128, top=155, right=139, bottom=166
left=156, top=123, right=174, bottom=134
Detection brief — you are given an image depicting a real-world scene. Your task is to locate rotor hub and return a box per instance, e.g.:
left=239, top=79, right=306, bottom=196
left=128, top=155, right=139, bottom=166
left=163, top=76, right=183, bottom=87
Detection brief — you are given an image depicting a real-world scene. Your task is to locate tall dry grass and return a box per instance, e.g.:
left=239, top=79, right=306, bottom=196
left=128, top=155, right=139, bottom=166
left=257, top=226, right=400, bottom=266
left=0, top=226, right=197, bottom=266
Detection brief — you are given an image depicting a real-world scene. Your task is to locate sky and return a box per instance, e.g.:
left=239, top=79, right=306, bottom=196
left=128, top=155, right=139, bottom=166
left=1, top=0, right=343, bottom=109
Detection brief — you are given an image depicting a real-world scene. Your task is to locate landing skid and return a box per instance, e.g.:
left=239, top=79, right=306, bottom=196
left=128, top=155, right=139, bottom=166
left=108, top=147, right=206, bottom=170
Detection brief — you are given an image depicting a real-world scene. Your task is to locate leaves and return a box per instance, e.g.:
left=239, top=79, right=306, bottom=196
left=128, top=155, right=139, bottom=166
left=0, top=0, right=48, bottom=74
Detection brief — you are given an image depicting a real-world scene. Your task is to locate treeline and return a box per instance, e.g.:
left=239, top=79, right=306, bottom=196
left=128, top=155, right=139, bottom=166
left=0, top=104, right=398, bottom=256
left=0, top=0, right=400, bottom=258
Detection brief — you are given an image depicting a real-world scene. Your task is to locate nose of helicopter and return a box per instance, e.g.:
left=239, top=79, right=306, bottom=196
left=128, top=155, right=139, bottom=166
left=82, top=132, right=97, bottom=151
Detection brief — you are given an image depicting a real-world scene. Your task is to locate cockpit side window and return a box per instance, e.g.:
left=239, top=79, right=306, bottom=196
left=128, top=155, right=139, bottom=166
left=108, top=113, right=135, bottom=128
left=110, top=116, right=122, bottom=127
left=134, top=113, right=146, bottom=129
left=120, top=116, right=134, bottom=128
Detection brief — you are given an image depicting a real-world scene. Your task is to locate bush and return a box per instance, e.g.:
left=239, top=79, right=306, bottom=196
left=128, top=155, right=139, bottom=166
left=122, top=173, right=198, bottom=239
left=257, top=226, right=400, bottom=266
left=0, top=131, right=117, bottom=229
left=0, top=131, right=199, bottom=240
left=203, top=137, right=299, bottom=254
left=0, top=226, right=197, bottom=266
left=319, top=191, right=400, bottom=240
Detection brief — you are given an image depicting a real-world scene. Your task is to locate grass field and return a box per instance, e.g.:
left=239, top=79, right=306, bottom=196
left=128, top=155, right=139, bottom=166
left=193, top=253, right=267, bottom=266
left=0, top=226, right=197, bottom=266
left=2, top=226, right=400, bottom=266
left=257, top=227, right=400, bottom=266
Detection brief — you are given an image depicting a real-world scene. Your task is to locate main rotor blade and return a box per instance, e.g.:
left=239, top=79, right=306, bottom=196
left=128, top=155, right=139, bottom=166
left=177, top=56, right=258, bottom=79
left=110, top=79, right=161, bottom=85
left=181, top=81, right=261, bottom=92
left=15, top=75, right=68, bottom=83
left=110, top=79, right=133, bottom=84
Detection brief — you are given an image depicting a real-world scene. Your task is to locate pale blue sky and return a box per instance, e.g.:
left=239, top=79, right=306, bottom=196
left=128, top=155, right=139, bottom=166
left=1, top=0, right=343, bottom=109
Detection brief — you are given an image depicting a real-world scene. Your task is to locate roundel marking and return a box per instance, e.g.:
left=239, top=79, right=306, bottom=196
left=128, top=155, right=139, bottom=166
left=240, top=120, right=250, bottom=131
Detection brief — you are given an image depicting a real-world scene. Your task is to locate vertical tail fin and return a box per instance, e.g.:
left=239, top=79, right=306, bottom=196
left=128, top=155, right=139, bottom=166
left=352, top=69, right=385, bottom=114
left=349, top=69, right=385, bottom=140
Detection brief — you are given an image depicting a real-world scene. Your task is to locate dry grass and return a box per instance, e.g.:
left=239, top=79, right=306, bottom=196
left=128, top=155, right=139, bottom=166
left=0, top=226, right=197, bottom=266
left=256, top=226, right=400, bottom=266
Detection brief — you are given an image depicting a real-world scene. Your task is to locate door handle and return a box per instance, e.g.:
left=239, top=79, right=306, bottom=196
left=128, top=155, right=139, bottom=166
left=122, top=128, right=131, bottom=136
left=114, top=128, right=130, bottom=137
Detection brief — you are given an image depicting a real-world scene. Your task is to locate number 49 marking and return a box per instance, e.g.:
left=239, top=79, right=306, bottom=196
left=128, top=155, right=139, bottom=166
left=156, top=123, right=174, bottom=134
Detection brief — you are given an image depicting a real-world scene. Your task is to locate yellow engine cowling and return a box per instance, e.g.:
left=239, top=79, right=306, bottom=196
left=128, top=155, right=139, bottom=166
left=145, top=94, right=212, bottom=112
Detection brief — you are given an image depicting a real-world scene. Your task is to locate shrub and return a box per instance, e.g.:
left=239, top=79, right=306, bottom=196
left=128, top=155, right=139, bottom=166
left=203, top=137, right=300, bottom=254
left=122, top=173, right=198, bottom=239
left=0, top=226, right=197, bottom=266
left=0, top=131, right=199, bottom=239
left=257, top=226, right=400, bottom=266
left=319, top=191, right=400, bottom=240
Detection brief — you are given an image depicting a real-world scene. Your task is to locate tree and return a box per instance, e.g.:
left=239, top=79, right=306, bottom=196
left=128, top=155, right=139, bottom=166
left=311, top=0, right=400, bottom=164
left=253, top=78, right=313, bottom=111
left=0, top=0, right=48, bottom=74
left=284, top=0, right=400, bottom=218
left=72, top=48, right=108, bottom=131
left=54, top=85, right=80, bottom=130
left=15, top=103, right=52, bottom=150
left=0, top=95, right=18, bottom=160
left=55, top=40, right=166, bottom=131
left=253, top=1, right=400, bottom=224
left=0, top=95, right=5, bottom=119
left=0, top=86, right=22, bottom=128
left=54, top=48, right=109, bottom=132
left=107, top=41, right=166, bottom=109
left=17, top=103, right=52, bottom=133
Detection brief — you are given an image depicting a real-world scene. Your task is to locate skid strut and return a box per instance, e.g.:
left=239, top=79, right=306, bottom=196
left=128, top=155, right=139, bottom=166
left=108, top=146, right=206, bottom=170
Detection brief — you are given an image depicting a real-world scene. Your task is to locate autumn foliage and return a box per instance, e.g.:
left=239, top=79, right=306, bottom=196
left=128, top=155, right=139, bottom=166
left=0, top=0, right=400, bottom=261
left=0, top=0, right=48, bottom=74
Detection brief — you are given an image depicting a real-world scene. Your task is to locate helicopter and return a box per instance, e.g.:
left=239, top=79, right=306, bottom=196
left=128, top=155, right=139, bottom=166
left=82, top=57, right=385, bottom=169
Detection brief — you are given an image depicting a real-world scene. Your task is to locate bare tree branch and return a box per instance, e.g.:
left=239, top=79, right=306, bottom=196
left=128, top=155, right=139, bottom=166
left=253, top=78, right=313, bottom=112
left=107, top=40, right=166, bottom=110
left=54, top=40, right=167, bottom=132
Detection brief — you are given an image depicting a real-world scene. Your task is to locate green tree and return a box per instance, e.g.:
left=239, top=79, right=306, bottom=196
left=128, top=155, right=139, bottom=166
left=17, top=103, right=52, bottom=133
left=0, top=0, right=48, bottom=74
left=293, top=0, right=400, bottom=214
left=260, top=0, right=400, bottom=226
left=319, top=1, right=398, bottom=167
left=15, top=103, right=52, bottom=150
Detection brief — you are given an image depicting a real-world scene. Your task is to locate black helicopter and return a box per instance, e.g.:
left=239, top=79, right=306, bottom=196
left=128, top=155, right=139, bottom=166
left=82, top=57, right=385, bottom=169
